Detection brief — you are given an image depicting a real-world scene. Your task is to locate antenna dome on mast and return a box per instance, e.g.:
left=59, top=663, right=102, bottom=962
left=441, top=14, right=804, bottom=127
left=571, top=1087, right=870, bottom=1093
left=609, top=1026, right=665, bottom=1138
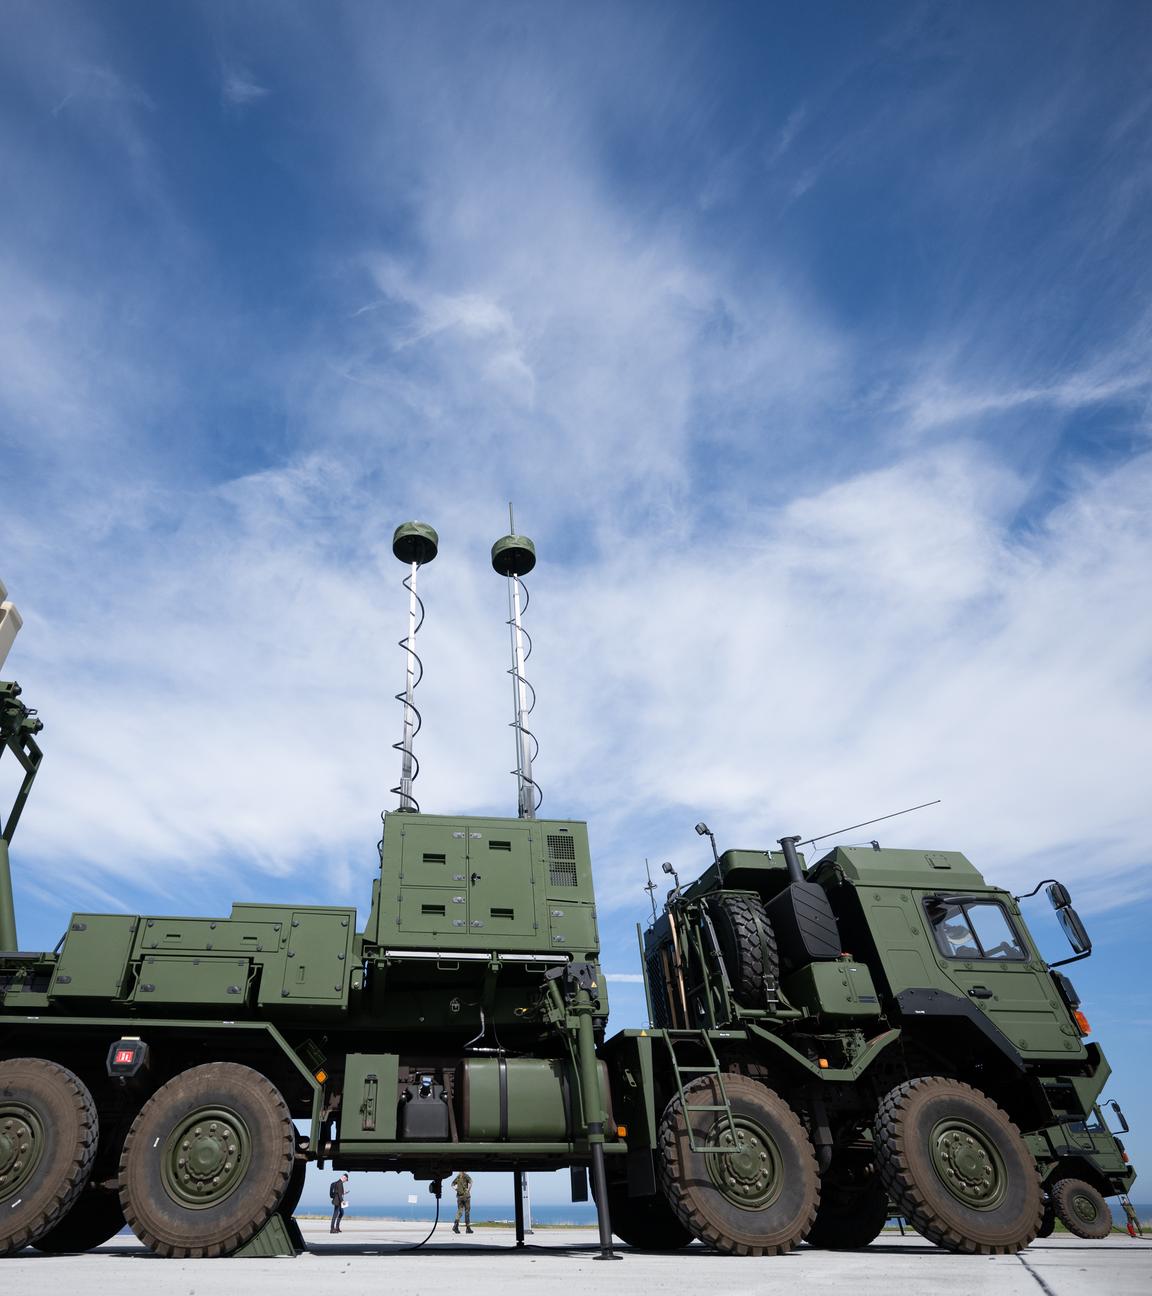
left=392, top=521, right=439, bottom=565
left=491, top=534, right=536, bottom=577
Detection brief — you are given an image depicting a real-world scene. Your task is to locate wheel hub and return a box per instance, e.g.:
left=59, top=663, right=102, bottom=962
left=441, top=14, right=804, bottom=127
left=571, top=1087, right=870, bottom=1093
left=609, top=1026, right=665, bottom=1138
left=1071, top=1192, right=1099, bottom=1223
left=0, top=1103, right=43, bottom=1199
left=930, top=1118, right=1007, bottom=1210
left=161, top=1109, right=250, bottom=1208
left=706, top=1116, right=783, bottom=1210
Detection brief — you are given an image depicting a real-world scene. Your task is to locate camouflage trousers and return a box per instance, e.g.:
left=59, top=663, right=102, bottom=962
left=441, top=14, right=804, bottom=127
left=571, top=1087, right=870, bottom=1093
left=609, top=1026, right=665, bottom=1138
left=454, top=1195, right=471, bottom=1225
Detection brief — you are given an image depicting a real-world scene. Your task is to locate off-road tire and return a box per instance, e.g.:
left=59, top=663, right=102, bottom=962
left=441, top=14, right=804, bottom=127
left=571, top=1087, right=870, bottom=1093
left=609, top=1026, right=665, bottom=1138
left=1037, top=1202, right=1056, bottom=1238
left=606, top=1179, right=693, bottom=1249
left=0, top=1057, right=98, bottom=1256
left=658, top=1074, right=818, bottom=1255
left=1050, top=1177, right=1112, bottom=1239
left=710, top=893, right=779, bottom=1008
left=875, top=1076, right=1042, bottom=1254
left=805, top=1165, right=889, bottom=1249
left=279, top=1149, right=308, bottom=1220
left=119, top=1062, right=294, bottom=1257
left=33, top=1185, right=126, bottom=1252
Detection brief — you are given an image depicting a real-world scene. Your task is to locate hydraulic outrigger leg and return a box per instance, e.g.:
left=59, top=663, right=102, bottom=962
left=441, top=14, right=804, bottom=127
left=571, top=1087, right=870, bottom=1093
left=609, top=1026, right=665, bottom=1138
left=572, top=976, right=620, bottom=1260
left=0, top=680, right=43, bottom=953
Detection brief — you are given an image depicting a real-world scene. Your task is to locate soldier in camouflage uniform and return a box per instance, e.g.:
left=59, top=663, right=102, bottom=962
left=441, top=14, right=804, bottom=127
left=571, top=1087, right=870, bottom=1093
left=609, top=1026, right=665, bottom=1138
left=451, top=1170, right=473, bottom=1234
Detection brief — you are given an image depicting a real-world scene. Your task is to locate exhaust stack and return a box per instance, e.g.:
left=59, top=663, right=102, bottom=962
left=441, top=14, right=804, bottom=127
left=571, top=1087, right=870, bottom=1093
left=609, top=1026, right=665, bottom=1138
left=491, top=506, right=541, bottom=819
left=390, top=522, right=438, bottom=813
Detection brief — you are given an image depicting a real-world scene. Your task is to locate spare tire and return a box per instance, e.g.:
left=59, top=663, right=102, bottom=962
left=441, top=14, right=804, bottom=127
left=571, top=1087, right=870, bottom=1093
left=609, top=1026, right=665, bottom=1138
left=710, top=892, right=779, bottom=1007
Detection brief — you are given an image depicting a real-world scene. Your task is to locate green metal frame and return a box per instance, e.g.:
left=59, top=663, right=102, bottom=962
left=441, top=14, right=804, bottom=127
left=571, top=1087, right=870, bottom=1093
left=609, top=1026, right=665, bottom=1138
left=1, top=1016, right=326, bottom=1150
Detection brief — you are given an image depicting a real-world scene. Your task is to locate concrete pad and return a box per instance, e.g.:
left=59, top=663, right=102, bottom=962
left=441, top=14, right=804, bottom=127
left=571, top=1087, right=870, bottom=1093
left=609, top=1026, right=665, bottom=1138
left=4, top=1221, right=1150, bottom=1296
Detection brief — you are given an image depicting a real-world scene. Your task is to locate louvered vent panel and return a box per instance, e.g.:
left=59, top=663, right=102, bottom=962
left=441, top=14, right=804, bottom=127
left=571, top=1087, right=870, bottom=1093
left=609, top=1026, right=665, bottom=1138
left=547, top=833, right=578, bottom=886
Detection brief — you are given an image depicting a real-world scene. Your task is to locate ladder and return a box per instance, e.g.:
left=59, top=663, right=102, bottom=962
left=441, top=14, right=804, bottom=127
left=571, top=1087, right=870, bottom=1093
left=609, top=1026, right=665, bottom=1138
left=661, top=1030, right=740, bottom=1154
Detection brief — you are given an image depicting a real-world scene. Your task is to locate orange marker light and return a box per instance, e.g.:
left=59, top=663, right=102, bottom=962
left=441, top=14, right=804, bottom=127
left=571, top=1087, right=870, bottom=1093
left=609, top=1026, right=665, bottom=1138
left=315, top=1069, right=328, bottom=1084
left=1073, top=1010, right=1091, bottom=1036
left=616, top=1125, right=628, bottom=1138
left=818, top=1058, right=830, bottom=1069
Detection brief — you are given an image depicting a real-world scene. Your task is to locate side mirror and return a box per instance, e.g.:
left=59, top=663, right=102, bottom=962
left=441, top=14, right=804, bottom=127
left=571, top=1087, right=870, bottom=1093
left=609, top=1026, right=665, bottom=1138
left=1108, top=1101, right=1130, bottom=1135
left=1046, top=881, right=1072, bottom=910
left=1057, top=905, right=1091, bottom=955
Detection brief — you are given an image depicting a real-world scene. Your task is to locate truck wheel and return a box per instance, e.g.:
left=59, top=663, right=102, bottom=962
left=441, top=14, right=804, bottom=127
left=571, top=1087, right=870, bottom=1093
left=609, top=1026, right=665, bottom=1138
left=1051, top=1178, right=1112, bottom=1239
left=658, top=1074, right=818, bottom=1255
left=33, top=1185, right=126, bottom=1252
left=875, top=1076, right=1041, bottom=1254
left=0, top=1057, right=98, bottom=1256
left=119, top=1062, right=294, bottom=1257
left=711, top=894, right=779, bottom=1007
left=1037, top=1202, right=1056, bottom=1238
left=805, top=1165, right=889, bottom=1249
left=279, top=1151, right=308, bottom=1219
left=606, top=1180, right=693, bottom=1249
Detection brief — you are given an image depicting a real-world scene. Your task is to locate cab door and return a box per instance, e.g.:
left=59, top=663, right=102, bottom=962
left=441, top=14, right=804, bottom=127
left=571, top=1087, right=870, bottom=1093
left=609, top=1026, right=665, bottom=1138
left=925, top=896, right=1083, bottom=1060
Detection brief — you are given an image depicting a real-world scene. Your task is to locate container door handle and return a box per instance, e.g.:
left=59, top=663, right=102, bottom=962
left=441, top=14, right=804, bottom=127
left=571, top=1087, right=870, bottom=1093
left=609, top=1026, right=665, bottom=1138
left=968, top=985, right=994, bottom=999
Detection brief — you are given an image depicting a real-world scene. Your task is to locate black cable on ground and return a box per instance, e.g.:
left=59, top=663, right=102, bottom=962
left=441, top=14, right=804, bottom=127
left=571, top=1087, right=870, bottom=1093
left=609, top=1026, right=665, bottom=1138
left=393, top=1186, right=441, bottom=1251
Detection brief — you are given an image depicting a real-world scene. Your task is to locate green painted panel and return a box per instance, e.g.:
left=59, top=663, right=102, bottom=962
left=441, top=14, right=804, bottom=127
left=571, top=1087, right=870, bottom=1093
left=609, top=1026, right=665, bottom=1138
left=51, top=914, right=139, bottom=999
left=783, top=960, right=882, bottom=1022
left=466, top=822, right=540, bottom=937
left=396, top=885, right=469, bottom=936
left=133, top=955, right=250, bottom=1005
left=134, top=917, right=283, bottom=956
left=546, top=901, right=598, bottom=956
left=372, top=813, right=596, bottom=953
left=276, top=909, right=354, bottom=1004
left=399, top=820, right=470, bottom=887
left=821, top=847, right=989, bottom=889
left=340, top=1053, right=400, bottom=1141
left=866, top=903, right=931, bottom=993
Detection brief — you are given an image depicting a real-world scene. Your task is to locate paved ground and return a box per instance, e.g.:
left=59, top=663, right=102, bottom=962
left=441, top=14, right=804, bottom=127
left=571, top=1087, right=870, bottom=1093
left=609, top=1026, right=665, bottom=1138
left=5, top=1221, right=1151, bottom=1296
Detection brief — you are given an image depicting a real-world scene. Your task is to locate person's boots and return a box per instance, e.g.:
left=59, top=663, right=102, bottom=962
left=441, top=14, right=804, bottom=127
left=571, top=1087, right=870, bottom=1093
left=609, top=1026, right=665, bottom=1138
left=466, top=1224, right=474, bottom=1234
left=452, top=1222, right=460, bottom=1234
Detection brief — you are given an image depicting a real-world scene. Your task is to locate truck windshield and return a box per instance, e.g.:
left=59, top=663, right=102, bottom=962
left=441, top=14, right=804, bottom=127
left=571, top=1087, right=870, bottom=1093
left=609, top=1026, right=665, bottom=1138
left=929, top=899, right=1027, bottom=961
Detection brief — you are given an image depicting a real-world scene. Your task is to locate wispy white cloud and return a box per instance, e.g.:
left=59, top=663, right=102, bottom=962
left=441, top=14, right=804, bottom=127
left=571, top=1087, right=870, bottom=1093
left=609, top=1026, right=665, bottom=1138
left=220, top=61, right=269, bottom=107
left=1, top=0, right=1150, bottom=953
left=48, top=64, right=154, bottom=118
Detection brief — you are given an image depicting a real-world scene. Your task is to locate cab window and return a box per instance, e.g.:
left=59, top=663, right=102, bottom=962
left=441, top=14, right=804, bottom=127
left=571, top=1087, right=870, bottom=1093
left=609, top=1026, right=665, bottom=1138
left=927, top=898, right=1027, bottom=961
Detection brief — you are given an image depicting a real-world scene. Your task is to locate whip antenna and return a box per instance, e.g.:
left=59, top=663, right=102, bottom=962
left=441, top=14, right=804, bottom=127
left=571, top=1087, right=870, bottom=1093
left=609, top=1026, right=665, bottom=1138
left=390, top=521, right=438, bottom=813
left=798, top=799, right=941, bottom=848
left=491, top=505, right=541, bottom=818
left=643, top=859, right=659, bottom=925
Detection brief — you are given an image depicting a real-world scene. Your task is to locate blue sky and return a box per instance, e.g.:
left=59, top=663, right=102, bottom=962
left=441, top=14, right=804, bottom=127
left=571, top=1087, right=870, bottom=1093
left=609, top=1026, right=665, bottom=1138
left=2, top=1, right=1151, bottom=1209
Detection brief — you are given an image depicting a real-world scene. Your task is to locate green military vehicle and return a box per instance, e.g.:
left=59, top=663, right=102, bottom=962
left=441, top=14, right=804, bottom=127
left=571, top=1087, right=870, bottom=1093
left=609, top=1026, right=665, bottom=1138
left=1034, top=1100, right=1136, bottom=1238
left=0, top=530, right=625, bottom=1259
left=604, top=827, right=1135, bottom=1254
left=0, top=539, right=1137, bottom=1261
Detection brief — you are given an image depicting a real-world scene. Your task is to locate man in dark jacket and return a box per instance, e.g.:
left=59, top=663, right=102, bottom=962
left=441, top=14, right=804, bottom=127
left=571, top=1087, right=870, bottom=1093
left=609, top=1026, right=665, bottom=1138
left=330, top=1172, right=349, bottom=1233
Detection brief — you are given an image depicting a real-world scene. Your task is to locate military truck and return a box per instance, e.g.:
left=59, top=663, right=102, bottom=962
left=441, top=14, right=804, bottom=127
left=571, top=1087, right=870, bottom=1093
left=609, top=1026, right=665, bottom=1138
left=604, top=829, right=1135, bottom=1254
left=0, top=531, right=625, bottom=1259
left=0, top=538, right=1137, bottom=1261
left=1034, top=1100, right=1136, bottom=1238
